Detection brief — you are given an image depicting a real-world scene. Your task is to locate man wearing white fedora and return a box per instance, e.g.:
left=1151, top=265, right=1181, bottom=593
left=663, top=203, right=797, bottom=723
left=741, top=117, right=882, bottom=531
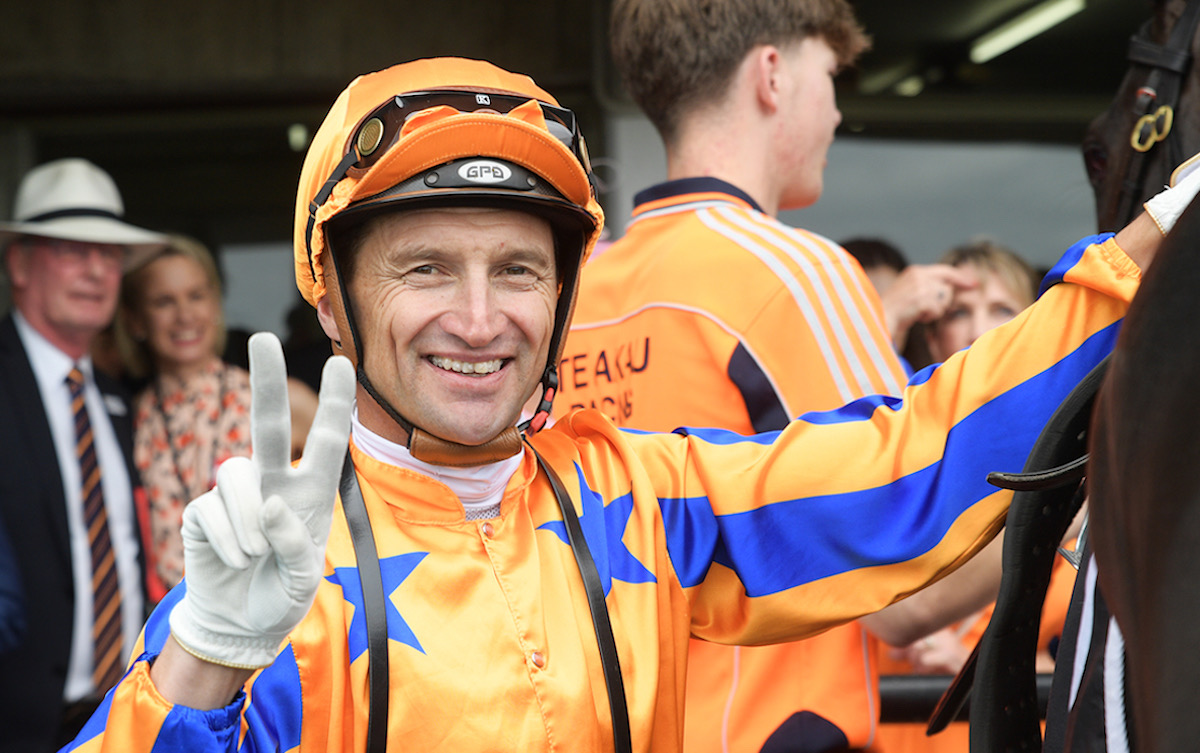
left=0, top=157, right=165, bottom=751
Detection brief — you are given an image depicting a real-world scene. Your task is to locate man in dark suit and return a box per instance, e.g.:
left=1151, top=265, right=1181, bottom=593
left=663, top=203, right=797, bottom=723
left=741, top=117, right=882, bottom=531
left=0, top=514, right=24, bottom=655
left=0, top=158, right=165, bottom=751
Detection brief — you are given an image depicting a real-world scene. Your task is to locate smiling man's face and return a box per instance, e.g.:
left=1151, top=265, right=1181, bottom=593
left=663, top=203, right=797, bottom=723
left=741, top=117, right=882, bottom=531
left=326, top=206, right=557, bottom=446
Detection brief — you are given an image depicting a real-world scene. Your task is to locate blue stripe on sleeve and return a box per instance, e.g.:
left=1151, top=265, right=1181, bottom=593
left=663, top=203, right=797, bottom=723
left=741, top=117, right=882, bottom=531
left=658, top=494, right=720, bottom=588
left=669, top=425, right=782, bottom=446
left=1038, top=233, right=1113, bottom=298
left=142, top=581, right=186, bottom=655
left=659, top=322, right=1119, bottom=594
left=152, top=692, right=244, bottom=753
left=906, top=363, right=937, bottom=388
left=797, top=394, right=905, bottom=425
left=676, top=363, right=924, bottom=432
left=241, top=644, right=303, bottom=752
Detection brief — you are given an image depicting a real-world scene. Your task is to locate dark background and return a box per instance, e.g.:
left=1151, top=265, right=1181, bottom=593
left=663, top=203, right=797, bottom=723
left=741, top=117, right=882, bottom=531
left=0, top=0, right=1154, bottom=251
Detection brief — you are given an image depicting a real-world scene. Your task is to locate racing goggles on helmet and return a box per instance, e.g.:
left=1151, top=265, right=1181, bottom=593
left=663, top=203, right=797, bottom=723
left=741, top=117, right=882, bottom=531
left=349, top=89, right=591, bottom=174
left=305, top=89, right=592, bottom=270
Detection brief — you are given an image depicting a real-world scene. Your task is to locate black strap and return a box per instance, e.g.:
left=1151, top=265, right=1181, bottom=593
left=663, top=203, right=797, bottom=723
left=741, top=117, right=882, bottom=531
left=1115, top=0, right=1200, bottom=226
left=339, top=446, right=632, bottom=753
left=529, top=441, right=633, bottom=753
left=24, top=206, right=124, bottom=223
left=1127, top=36, right=1192, bottom=74
left=926, top=354, right=1109, bottom=749
left=340, top=453, right=390, bottom=753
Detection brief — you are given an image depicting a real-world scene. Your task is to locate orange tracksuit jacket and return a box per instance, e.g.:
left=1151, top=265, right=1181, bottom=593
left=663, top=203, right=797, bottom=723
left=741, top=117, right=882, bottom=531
left=557, top=178, right=910, bottom=751
left=65, top=226, right=1136, bottom=753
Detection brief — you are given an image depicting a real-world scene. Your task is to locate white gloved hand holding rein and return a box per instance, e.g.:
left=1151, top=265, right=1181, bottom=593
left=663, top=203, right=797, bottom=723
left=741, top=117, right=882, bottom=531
left=169, top=332, right=355, bottom=669
left=1145, top=152, right=1200, bottom=236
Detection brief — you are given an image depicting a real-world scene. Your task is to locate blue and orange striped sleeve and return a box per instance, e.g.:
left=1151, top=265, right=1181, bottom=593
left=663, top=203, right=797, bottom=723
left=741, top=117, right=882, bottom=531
left=616, top=233, right=1133, bottom=645
left=61, top=583, right=305, bottom=753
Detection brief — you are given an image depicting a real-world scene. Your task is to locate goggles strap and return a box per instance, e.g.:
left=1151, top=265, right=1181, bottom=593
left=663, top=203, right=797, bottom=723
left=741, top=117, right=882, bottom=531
left=306, top=148, right=361, bottom=284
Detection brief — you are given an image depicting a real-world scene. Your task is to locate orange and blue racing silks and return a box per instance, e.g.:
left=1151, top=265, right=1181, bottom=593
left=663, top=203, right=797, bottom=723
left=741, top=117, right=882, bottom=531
left=558, top=177, right=914, bottom=750
left=66, top=231, right=1136, bottom=753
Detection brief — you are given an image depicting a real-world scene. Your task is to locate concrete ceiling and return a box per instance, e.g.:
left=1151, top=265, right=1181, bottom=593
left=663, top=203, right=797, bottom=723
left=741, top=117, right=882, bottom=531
left=840, top=0, right=1152, bottom=139
left=0, top=0, right=1163, bottom=248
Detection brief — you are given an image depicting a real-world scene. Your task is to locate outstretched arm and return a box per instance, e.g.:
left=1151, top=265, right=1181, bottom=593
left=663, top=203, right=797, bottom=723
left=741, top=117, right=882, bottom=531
left=1116, top=211, right=1164, bottom=270
left=149, top=333, right=355, bottom=709
left=1124, top=150, right=1200, bottom=269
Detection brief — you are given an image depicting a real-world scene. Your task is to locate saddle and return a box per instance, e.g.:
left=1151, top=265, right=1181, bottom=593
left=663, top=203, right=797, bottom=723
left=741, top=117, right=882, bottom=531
left=926, top=355, right=1108, bottom=752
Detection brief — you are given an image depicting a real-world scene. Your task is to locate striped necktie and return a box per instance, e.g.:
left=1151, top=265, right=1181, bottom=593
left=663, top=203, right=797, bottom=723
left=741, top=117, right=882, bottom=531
left=66, top=367, right=124, bottom=694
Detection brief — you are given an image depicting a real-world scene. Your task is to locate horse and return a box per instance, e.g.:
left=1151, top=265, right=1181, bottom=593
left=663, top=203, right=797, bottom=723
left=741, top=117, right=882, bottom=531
left=1083, top=0, right=1200, bottom=232
left=1088, top=174, right=1200, bottom=753
left=927, top=3, right=1200, bottom=751
left=1067, top=4, right=1200, bottom=752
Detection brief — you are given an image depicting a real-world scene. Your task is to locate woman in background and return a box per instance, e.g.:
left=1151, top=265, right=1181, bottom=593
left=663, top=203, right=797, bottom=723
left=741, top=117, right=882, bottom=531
left=875, top=238, right=1075, bottom=753
left=921, top=238, right=1038, bottom=366
left=115, top=235, right=318, bottom=602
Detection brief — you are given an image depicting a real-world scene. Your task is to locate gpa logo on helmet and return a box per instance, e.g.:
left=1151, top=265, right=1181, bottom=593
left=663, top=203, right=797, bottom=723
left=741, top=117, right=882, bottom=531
left=458, top=160, right=511, bottom=184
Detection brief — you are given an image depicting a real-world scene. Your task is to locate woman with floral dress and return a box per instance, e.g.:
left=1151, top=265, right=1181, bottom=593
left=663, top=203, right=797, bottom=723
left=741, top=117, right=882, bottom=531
left=115, top=235, right=317, bottom=602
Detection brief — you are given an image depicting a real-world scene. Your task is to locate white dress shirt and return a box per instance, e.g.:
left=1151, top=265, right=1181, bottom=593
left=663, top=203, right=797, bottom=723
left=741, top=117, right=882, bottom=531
left=351, top=408, right=522, bottom=520
left=14, top=312, right=144, bottom=702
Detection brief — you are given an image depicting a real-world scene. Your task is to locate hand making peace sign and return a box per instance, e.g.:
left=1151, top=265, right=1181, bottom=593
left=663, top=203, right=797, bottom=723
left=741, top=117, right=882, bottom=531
left=169, top=332, right=356, bottom=669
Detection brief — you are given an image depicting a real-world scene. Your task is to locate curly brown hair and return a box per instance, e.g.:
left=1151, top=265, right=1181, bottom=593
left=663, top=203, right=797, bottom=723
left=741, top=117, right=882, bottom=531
left=610, top=0, right=869, bottom=144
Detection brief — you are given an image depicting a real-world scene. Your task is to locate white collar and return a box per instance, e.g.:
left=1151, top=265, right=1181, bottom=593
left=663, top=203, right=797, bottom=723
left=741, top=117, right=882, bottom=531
left=13, top=310, right=92, bottom=394
left=350, top=409, right=523, bottom=512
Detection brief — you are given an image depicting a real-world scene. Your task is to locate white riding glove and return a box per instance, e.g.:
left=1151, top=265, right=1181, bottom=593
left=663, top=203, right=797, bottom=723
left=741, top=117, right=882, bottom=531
left=1144, top=152, right=1200, bottom=236
left=169, top=332, right=355, bottom=669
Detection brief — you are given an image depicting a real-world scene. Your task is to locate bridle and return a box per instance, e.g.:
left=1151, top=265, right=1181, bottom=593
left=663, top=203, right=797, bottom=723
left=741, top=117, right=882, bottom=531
left=924, top=7, right=1200, bottom=747
left=1115, top=0, right=1200, bottom=227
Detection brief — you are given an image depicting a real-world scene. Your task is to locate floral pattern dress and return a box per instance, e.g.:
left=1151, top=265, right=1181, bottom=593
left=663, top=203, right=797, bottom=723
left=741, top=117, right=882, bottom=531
left=133, top=359, right=251, bottom=601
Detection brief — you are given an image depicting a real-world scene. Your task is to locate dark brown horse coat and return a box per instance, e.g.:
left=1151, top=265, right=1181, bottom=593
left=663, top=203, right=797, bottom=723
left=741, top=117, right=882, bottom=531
left=1089, top=192, right=1200, bottom=753
left=961, top=3, right=1200, bottom=751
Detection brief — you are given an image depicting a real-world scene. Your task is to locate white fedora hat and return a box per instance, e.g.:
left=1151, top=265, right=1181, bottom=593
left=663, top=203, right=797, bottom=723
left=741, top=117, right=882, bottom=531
left=0, top=158, right=167, bottom=254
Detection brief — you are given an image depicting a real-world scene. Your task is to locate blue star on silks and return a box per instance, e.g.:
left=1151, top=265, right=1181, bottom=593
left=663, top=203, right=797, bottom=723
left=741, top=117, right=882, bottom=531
left=326, top=551, right=428, bottom=662
left=538, top=463, right=656, bottom=595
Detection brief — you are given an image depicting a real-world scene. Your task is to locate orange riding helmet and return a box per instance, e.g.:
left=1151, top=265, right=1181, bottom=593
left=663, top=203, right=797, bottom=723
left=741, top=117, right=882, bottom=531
left=293, top=57, right=604, bottom=465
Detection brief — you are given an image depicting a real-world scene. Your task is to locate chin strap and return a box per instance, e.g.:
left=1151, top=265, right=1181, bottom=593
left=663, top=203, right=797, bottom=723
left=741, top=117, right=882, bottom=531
left=399, top=365, right=559, bottom=467
left=408, top=426, right=524, bottom=467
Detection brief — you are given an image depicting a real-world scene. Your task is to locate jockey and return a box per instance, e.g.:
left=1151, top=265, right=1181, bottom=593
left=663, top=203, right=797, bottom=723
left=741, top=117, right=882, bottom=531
left=297, top=56, right=603, bottom=465
left=61, top=56, right=1182, bottom=753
